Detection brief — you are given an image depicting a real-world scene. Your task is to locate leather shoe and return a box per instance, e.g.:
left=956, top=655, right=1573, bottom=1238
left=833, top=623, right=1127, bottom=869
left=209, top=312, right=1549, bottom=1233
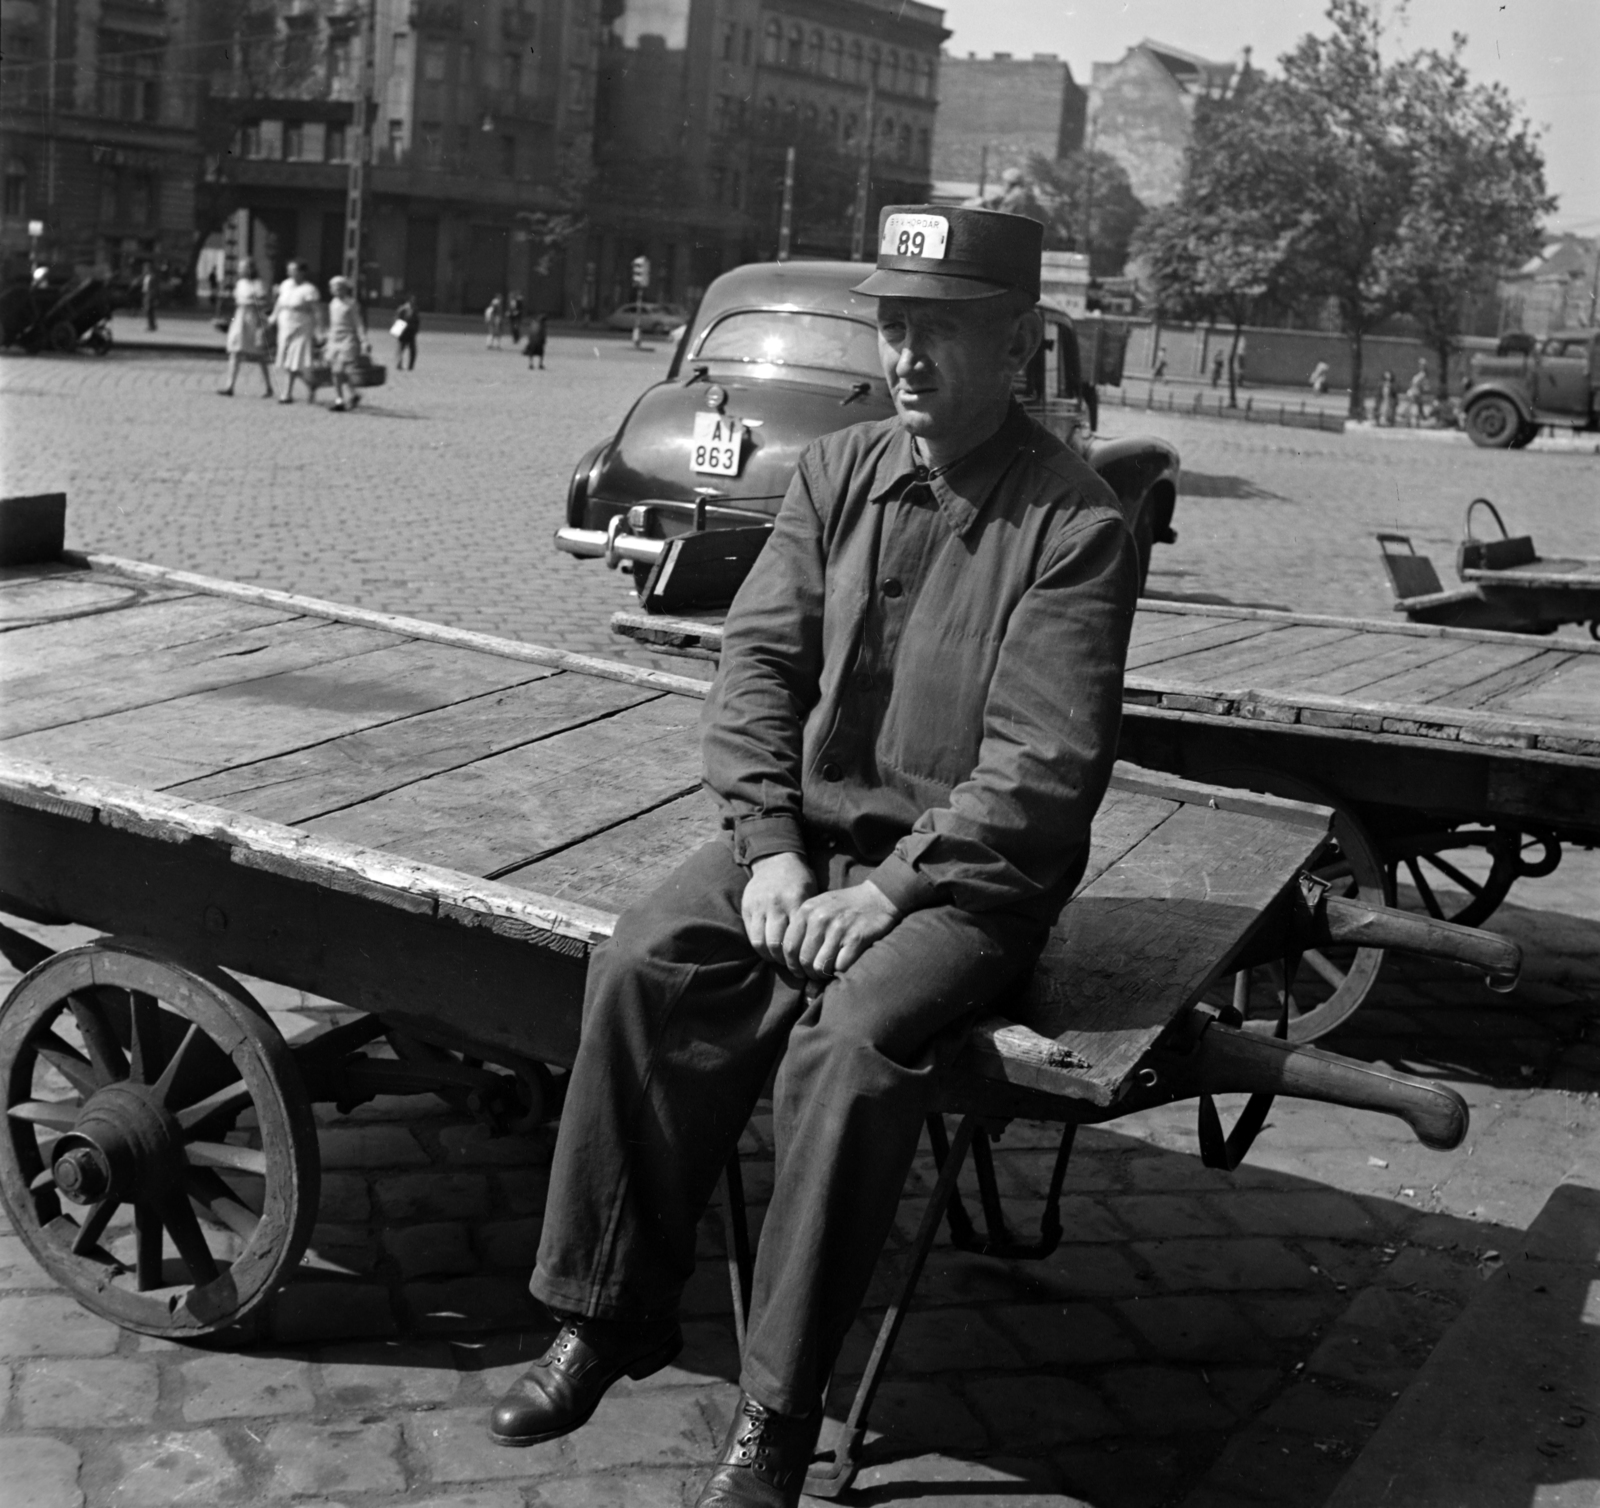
left=694, top=1393, right=824, bottom=1507
left=488, top=1314, right=682, bottom=1447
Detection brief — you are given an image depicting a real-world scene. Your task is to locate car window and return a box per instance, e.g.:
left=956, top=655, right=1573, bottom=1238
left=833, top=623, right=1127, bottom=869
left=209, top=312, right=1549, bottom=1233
left=694, top=310, right=880, bottom=376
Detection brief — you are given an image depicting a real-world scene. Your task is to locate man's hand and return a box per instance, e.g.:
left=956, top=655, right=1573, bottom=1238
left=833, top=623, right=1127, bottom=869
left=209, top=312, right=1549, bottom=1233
left=742, top=852, right=818, bottom=968
left=782, top=882, right=902, bottom=982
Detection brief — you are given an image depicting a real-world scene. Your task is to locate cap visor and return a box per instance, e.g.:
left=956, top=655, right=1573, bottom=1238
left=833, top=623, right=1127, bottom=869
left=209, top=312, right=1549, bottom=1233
left=850, top=269, right=1012, bottom=300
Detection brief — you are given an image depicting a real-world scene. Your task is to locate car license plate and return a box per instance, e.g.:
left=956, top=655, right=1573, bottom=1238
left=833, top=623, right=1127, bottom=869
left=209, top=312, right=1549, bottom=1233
left=692, top=412, right=745, bottom=475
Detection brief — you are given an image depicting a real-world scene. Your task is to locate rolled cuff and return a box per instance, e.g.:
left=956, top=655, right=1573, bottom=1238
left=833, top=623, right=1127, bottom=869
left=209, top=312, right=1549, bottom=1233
left=865, top=852, right=941, bottom=915
left=730, top=813, right=808, bottom=868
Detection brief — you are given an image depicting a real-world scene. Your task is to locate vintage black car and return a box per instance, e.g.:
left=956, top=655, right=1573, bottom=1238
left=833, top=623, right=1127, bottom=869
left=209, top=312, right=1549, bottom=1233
left=555, top=260, right=1179, bottom=612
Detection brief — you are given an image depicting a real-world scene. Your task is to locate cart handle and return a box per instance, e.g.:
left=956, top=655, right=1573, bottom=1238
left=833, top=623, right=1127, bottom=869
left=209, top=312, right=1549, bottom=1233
left=1465, top=496, right=1510, bottom=542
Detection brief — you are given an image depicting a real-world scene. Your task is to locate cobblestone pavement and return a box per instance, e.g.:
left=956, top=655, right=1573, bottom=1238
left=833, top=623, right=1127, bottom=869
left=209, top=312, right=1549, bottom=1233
left=1, top=336, right=1599, bottom=1507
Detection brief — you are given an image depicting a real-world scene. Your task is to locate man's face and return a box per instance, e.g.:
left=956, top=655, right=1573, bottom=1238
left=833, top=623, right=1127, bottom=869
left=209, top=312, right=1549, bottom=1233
left=875, top=296, right=1034, bottom=443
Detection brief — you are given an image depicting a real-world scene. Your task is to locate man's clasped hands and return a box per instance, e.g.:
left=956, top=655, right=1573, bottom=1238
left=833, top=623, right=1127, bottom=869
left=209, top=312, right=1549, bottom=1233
left=740, top=852, right=902, bottom=982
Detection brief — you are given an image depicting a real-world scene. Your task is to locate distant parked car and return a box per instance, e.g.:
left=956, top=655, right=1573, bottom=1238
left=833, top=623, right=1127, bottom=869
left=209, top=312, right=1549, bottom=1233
left=1461, top=328, right=1600, bottom=447
left=607, top=300, right=688, bottom=335
left=556, top=260, right=1179, bottom=611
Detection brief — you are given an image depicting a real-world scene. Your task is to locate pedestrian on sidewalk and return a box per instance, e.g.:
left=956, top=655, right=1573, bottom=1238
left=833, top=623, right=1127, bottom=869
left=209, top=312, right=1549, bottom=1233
left=1152, top=348, right=1168, bottom=382
left=508, top=291, right=525, bottom=345
left=1210, top=352, right=1224, bottom=387
left=525, top=312, right=548, bottom=370
left=1309, top=360, right=1329, bottom=395
left=140, top=264, right=158, bottom=331
left=218, top=257, right=275, bottom=398
left=392, top=294, right=419, bottom=370
left=485, top=294, right=505, bottom=349
left=1378, top=369, right=1398, bottom=426
left=325, top=275, right=368, bottom=413
left=268, top=261, right=323, bottom=405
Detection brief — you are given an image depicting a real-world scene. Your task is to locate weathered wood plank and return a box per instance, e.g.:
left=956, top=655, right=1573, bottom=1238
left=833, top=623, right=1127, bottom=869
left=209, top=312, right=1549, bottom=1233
left=172, top=671, right=659, bottom=824
left=1126, top=619, right=1277, bottom=672
left=1144, top=624, right=1357, bottom=684
left=3, top=641, right=558, bottom=791
left=1344, top=641, right=1552, bottom=707
left=0, top=620, right=403, bottom=739
left=303, top=695, right=704, bottom=877
left=1011, top=802, right=1324, bottom=1103
left=0, top=593, right=298, bottom=684
left=1487, top=659, right=1600, bottom=725
left=1287, top=635, right=1471, bottom=699
left=1225, top=628, right=1394, bottom=693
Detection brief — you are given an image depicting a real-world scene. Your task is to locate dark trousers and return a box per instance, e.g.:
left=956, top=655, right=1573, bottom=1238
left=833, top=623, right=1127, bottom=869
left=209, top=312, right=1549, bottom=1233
left=396, top=335, right=417, bottom=370
left=530, top=839, right=1044, bottom=1414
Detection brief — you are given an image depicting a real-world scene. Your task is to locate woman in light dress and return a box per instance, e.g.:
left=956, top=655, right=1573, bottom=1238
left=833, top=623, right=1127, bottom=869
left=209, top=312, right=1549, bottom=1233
left=218, top=257, right=274, bottom=398
left=268, top=261, right=324, bottom=405
left=324, top=275, right=369, bottom=413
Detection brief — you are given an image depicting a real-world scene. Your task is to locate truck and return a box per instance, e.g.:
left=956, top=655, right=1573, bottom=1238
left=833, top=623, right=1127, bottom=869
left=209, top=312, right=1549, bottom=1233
left=1461, top=327, right=1600, bottom=448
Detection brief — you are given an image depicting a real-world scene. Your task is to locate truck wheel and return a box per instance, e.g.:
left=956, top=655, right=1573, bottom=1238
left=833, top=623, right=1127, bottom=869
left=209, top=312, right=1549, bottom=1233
left=1465, top=396, right=1521, bottom=448
left=1509, top=421, right=1538, bottom=449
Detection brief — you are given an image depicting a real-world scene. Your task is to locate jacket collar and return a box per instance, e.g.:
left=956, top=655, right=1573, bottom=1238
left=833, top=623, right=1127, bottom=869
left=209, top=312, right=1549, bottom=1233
left=867, top=402, right=1034, bottom=538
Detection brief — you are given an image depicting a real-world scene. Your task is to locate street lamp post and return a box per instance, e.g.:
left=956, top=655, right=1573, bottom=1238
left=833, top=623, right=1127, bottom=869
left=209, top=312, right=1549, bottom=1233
left=341, top=0, right=377, bottom=291
left=849, top=68, right=877, bottom=261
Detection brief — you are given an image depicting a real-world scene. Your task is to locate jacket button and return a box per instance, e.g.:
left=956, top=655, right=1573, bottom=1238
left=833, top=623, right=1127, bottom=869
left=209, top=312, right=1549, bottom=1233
left=880, top=577, right=903, bottom=598
left=821, top=761, right=843, bottom=782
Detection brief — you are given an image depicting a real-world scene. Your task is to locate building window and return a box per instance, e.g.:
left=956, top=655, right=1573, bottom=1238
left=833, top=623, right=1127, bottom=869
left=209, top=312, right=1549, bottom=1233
left=3, top=165, right=25, bottom=218
left=714, top=94, right=731, bottom=133
left=98, top=31, right=162, bottom=122
left=710, top=165, right=725, bottom=203
left=422, top=41, right=447, bottom=82
left=722, top=23, right=735, bottom=60
left=807, top=30, right=823, bottom=71
left=782, top=98, right=798, bottom=136
left=238, top=122, right=261, bottom=158
left=842, top=112, right=856, bottom=143
left=879, top=114, right=893, bottom=146
left=868, top=45, right=881, bottom=84
left=501, top=134, right=516, bottom=176
left=763, top=20, right=781, bottom=65
left=786, top=25, right=803, bottom=67
left=259, top=119, right=284, bottom=159
left=828, top=35, right=843, bottom=79
left=760, top=96, right=776, bottom=133
left=387, top=120, right=405, bottom=159
left=98, top=172, right=118, bottom=224
left=849, top=40, right=863, bottom=83
left=885, top=49, right=898, bottom=93
left=802, top=101, right=817, bottom=133
left=421, top=122, right=443, bottom=165
left=303, top=121, right=327, bottom=160
left=284, top=122, right=305, bottom=160
left=742, top=27, right=752, bottom=64
left=326, top=124, right=348, bottom=161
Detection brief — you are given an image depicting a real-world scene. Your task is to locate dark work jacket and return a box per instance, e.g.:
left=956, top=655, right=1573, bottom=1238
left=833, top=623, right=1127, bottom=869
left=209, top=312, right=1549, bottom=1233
left=701, top=401, right=1139, bottom=925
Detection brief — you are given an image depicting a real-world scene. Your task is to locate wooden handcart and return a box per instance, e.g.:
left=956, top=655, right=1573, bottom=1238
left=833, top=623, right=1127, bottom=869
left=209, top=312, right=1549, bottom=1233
left=616, top=589, right=1599, bottom=1045
left=0, top=548, right=1521, bottom=1493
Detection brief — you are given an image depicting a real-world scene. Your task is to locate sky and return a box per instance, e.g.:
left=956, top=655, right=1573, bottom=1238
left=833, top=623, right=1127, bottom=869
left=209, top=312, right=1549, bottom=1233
left=934, top=0, right=1600, bottom=235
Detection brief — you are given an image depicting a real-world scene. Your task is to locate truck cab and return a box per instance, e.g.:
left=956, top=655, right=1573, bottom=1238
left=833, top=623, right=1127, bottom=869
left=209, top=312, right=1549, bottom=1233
left=1462, top=328, right=1600, bottom=448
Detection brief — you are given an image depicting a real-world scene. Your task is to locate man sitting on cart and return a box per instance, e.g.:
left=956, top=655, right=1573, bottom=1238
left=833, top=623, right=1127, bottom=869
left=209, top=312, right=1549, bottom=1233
left=490, top=206, right=1140, bottom=1508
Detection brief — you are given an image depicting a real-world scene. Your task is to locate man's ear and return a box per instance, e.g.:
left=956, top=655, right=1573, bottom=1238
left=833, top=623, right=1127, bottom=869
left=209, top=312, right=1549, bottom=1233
left=1004, top=308, right=1044, bottom=378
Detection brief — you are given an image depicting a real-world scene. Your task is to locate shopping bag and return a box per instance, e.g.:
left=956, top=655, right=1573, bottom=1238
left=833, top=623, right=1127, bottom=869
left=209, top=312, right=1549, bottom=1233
left=389, top=318, right=407, bottom=339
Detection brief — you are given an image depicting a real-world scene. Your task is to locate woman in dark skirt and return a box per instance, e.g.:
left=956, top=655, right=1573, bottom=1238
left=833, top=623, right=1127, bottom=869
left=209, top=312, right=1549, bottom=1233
left=524, top=312, right=548, bottom=370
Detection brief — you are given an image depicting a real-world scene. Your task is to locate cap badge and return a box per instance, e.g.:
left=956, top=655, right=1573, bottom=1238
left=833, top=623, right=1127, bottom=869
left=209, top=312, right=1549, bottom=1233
left=880, top=212, right=949, bottom=260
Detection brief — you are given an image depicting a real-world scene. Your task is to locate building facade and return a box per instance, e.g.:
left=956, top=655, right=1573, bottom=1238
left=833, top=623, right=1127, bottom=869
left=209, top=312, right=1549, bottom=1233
left=928, top=52, right=1085, bottom=204
left=1088, top=39, right=1241, bottom=208
left=198, top=0, right=599, bottom=315
left=584, top=0, right=946, bottom=321
left=1, top=0, right=206, bottom=283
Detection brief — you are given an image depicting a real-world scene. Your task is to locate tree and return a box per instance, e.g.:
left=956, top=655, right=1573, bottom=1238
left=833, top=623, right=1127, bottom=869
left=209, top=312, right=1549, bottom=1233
left=1025, top=151, right=1146, bottom=278
left=1390, top=42, right=1552, bottom=393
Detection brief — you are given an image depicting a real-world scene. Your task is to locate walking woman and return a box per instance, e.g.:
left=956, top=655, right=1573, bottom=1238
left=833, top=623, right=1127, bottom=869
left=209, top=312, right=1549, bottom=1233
left=269, top=261, right=323, bottom=405
left=325, top=275, right=369, bottom=413
left=524, top=312, right=548, bottom=370
left=393, top=293, right=419, bottom=370
left=218, top=257, right=274, bottom=398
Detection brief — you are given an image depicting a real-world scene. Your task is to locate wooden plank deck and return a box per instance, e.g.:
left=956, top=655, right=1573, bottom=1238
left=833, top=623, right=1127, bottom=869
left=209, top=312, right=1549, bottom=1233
left=0, top=558, right=1334, bottom=1106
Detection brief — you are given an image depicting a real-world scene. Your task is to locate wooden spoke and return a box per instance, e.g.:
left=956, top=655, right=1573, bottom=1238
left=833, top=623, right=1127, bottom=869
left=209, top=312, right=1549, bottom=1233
left=161, top=1189, right=221, bottom=1285
left=7, top=1099, right=80, bottom=1130
left=1416, top=851, right=1486, bottom=897
left=183, top=1140, right=268, bottom=1178
left=1405, top=858, right=1443, bottom=917
left=175, top=1081, right=252, bottom=1136
left=67, top=992, right=128, bottom=1083
left=33, top=1031, right=101, bottom=1097
left=185, top=1166, right=261, bottom=1243
left=134, top=1200, right=164, bottom=1291
left=127, top=992, right=166, bottom=1086
left=1302, top=949, right=1347, bottom=991
left=151, top=1021, right=203, bottom=1107
left=71, top=1197, right=120, bottom=1257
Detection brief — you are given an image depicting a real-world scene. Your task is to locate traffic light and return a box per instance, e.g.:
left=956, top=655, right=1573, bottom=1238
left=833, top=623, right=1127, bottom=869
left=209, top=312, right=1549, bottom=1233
left=631, top=255, right=650, bottom=289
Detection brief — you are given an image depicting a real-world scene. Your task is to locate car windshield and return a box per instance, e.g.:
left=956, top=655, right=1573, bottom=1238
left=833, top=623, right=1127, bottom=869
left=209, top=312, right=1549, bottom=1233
left=694, top=310, right=880, bottom=376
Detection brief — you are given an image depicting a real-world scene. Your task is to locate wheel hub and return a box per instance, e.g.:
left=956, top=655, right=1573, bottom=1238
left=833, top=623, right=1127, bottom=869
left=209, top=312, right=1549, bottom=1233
left=50, top=1082, right=180, bottom=1206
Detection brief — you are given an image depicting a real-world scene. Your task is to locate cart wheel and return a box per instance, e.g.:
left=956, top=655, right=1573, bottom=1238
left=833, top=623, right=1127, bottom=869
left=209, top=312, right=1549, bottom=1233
left=1194, top=767, right=1390, bottom=1041
left=1386, top=824, right=1559, bottom=927
left=48, top=321, right=77, bottom=354
left=0, top=938, right=319, bottom=1338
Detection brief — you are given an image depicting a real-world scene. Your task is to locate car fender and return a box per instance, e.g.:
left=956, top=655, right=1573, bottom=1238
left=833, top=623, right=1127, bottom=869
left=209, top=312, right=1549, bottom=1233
left=564, top=439, right=611, bottom=529
left=1082, top=434, right=1181, bottom=542
left=1462, top=381, right=1535, bottom=424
